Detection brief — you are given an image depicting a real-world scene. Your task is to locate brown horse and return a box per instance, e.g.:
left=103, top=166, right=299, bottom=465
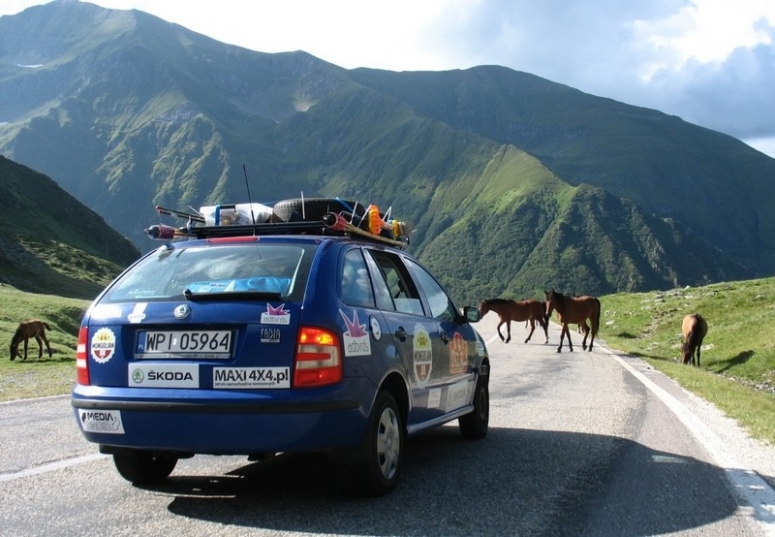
left=544, top=289, right=601, bottom=353
left=478, top=298, right=548, bottom=344
left=10, top=320, right=52, bottom=361
left=681, top=314, right=707, bottom=366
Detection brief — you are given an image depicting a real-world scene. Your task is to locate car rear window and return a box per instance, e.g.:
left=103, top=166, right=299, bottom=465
left=102, top=241, right=315, bottom=302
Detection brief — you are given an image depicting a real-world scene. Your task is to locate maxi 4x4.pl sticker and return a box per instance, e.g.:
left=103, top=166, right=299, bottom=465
left=91, top=328, right=116, bottom=364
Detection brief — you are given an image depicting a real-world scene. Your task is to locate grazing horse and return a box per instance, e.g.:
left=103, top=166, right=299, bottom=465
left=681, top=314, right=707, bottom=366
left=544, top=289, right=601, bottom=353
left=478, top=298, right=549, bottom=344
left=9, top=320, right=52, bottom=361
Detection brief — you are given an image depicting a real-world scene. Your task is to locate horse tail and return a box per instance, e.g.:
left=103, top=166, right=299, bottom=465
left=681, top=339, right=692, bottom=359
left=43, top=322, right=51, bottom=331
left=592, top=298, right=601, bottom=336
left=686, top=322, right=702, bottom=348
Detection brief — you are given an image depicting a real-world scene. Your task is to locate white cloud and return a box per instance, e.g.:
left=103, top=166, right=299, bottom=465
left=746, top=137, right=775, bottom=157
left=633, top=0, right=775, bottom=80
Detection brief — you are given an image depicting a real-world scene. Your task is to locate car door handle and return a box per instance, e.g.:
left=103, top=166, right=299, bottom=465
left=395, top=327, right=407, bottom=341
left=440, top=331, right=450, bottom=343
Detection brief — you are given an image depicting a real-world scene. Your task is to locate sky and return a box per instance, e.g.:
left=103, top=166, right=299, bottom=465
left=2, top=0, right=775, bottom=158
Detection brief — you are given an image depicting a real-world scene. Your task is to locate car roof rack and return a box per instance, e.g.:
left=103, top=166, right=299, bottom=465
left=144, top=202, right=410, bottom=249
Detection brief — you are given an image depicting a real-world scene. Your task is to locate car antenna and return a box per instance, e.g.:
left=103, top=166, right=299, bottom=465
left=242, top=164, right=257, bottom=225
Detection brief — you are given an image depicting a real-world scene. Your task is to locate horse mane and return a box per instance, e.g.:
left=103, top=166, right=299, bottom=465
left=484, top=298, right=512, bottom=306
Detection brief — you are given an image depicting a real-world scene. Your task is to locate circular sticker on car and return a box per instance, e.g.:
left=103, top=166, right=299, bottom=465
left=91, top=327, right=116, bottom=364
left=369, top=316, right=382, bottom=341
left=132, top=368, right=144, bottom=383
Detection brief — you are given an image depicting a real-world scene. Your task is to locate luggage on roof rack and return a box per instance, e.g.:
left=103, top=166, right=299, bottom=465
left=144, top=197, right=410, bottom=249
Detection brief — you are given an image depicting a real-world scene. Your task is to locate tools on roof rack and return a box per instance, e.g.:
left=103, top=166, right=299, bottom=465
left=144, top=198, right=411, bottom=248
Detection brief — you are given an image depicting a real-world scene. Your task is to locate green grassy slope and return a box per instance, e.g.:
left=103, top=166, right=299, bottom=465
left=600, top=278, right=775, bottom=445
left=0, top=156, right=139, bottom=299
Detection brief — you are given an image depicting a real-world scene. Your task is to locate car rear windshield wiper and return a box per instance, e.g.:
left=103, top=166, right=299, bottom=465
left=183, top=289, right=283, bottom=301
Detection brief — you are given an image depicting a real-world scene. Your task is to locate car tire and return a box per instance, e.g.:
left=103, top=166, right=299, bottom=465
left=271, top=198, right=362, bottom=222
left=112, top=452, right=178, bottom=484
left=352, top=390, right=404, bottom=497
left=459, top=374, right=489, bottom=439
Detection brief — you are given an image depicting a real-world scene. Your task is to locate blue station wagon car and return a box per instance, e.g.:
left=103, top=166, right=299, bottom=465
left=72, top=198, right=490, bottom=496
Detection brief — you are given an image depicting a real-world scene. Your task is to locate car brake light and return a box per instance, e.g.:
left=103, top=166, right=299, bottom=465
left=294, top=327, right=342, bottom=387
left=76, top=327, right=90, bottom=385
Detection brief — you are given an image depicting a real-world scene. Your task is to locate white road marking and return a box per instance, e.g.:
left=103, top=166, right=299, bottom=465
left=486, top=334, right=501, bottom=346
left=604, top=347, right=775, bottom=536
left=0, top=453, right=107, bottom=482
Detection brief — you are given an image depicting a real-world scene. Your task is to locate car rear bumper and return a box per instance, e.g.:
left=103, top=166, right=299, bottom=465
left=72, top=385, right=368, bottom=454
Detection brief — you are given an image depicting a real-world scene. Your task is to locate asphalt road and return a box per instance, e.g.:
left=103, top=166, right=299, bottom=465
left=1, top=313, right=774, bottom=536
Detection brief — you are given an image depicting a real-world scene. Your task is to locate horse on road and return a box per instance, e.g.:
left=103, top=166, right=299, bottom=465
left=479, top=298, right=549, bottom=344
left=545, top=289, right=600, bottom=353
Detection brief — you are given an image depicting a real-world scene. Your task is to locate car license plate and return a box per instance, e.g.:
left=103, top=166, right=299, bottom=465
left=136, top=330, right=232, bottom=359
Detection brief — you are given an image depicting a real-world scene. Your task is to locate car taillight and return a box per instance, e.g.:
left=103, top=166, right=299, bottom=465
left=294, top=327, right=342, bottom=388
left=76, top=327, right=90, bottom=385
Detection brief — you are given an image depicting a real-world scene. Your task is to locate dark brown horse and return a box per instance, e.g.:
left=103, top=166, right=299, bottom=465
left=544, top=289, right=601, bottom=353
left=10, top=320, right=52, bottom=361
left=681, top=313, right=707, bottom=366
left=478, top=298, right=548, bottom=344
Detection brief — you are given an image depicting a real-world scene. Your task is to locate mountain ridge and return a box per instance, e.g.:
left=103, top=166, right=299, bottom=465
left=0, top=1, right=768, bottom=303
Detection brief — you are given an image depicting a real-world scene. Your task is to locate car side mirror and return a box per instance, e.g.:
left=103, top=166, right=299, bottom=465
left=463, top=305, right=481, bottom=323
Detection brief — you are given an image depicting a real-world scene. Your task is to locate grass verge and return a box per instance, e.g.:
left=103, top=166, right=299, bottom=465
left=0, top=284, right=89, bottom=402
left=599, top=279, right=775, bottom=446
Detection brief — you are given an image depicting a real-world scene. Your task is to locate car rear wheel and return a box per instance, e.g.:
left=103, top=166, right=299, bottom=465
left=112, top=451, right=178, bottom=484
left=459, top=375, right=489, bottom=439
left=353, top=390, right=404, bottom=496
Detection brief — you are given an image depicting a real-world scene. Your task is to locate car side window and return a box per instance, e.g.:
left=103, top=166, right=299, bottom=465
left=340, top=249, right=376, bottom=308
left=405, top=258, right=458, bottom=321
left=366, top=250, right=425, bottom=316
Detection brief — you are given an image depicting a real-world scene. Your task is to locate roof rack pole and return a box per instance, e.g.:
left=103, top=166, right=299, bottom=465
left=242, top=164, right=257, bottom=226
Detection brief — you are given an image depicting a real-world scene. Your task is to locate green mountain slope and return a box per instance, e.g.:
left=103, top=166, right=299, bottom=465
left=265, top=88, right=750, bottom=302
left=0, top=156, right=140, bottom=298
left=349, top=66, right=775, bottom=275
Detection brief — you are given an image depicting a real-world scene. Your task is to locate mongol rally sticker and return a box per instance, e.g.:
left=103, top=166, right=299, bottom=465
left=413, top=323, right=432, bottom=386
left=449, top=332, right=468, bottom=375
left=91, top=327, right=116, bottom=364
